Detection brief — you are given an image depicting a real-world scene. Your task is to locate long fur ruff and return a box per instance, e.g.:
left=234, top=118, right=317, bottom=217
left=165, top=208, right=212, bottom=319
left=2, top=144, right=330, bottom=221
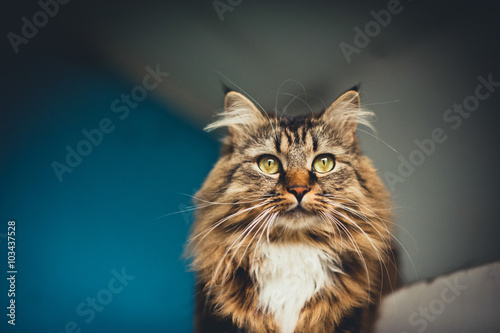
left=188, top=90, right=397, bottom=333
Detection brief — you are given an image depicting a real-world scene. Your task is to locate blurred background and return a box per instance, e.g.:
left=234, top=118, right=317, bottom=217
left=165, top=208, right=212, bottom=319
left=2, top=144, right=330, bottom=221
left=1, top=0, right=500, bottom=332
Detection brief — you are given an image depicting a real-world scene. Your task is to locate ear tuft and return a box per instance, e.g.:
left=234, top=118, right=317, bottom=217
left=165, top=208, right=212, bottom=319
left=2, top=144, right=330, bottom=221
left=205, top=91, right=266, bottom=136
left=320, top=90, right=374, bottom=138
left=220, top=82, right=233, bottom=95
left=345, top=83, right=361, bottom=93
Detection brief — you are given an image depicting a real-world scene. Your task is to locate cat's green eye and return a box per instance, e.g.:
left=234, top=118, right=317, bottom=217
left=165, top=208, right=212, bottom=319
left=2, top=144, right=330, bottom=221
left=313, top=154, right=335, bottom=173
left=258, top=155, right=280, bottom=174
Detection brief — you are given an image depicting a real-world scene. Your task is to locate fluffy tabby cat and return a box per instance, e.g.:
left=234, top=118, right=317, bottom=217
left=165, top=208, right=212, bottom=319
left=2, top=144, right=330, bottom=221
left=188, top=89, right=397, bottom=333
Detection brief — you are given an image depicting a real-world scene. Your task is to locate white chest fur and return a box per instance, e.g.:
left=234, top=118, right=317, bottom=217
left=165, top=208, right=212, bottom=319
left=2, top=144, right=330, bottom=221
left=251, top=243, right=342, bottom=333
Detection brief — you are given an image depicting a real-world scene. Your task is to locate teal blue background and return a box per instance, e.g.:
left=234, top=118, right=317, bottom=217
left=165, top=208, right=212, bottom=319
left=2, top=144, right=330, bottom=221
left=0, top=42, right=218, bottom=333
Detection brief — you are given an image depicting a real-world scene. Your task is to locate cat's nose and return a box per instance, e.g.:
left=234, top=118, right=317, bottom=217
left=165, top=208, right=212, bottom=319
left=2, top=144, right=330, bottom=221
left=287, top=185, right=310, bottom=203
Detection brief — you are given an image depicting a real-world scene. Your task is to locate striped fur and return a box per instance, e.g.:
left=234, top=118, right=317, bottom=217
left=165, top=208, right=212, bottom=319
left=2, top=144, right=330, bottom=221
left=188, top=90, right=397, bottom=333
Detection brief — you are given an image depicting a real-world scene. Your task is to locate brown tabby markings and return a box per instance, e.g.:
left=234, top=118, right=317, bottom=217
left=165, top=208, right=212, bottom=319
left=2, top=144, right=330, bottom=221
left=188, top=90, right=397, bottom=333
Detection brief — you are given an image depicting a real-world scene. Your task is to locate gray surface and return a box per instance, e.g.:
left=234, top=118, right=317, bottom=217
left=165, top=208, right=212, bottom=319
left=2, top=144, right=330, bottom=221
left=15, top=0, right=500, bottom=283
left=376, top=261, right=500, bottom=333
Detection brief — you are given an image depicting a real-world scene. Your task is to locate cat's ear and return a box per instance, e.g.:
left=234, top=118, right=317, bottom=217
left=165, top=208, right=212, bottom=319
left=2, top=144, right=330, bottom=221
left=205, top=91, right=266, bottom=137
left=320, top=90, right=373, bottom=140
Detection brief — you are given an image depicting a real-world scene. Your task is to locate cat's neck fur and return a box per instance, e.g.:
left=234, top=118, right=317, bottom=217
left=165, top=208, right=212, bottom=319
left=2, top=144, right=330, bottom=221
left=251, top=242, right=344, bottom=333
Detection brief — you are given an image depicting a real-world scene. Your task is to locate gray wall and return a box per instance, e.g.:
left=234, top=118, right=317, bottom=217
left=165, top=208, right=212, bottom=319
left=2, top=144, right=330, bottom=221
left=5, top=0, right=500, bottom=285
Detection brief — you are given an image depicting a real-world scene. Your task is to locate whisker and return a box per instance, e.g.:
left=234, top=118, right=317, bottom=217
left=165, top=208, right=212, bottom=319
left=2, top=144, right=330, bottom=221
left=321, top=192, right=403, bottom=302
left=257, top=212, right=278, bottom=257
left=153, top=203, right=214, bottom=220
left=274, top=79, right=308, bottom=115
left=214, top=70, right=280, bottom=140
left=209, top=208, right=273, bottom=298
left=330, top=209, right=386, bottom=298
left=357, top=128, right=399, bottom=154
left=323, top=212, right=371, bottom=291
left=279, top=92, right=316, bottom=116
left=320, top=194, right=413, bottom=289
left=184, top=193, right=274, bottom=205
left=188, top=201, right=268, bottom=245
left=227, top=208, right=272, bottom=270
left=325, top=194, right=417, bottom=280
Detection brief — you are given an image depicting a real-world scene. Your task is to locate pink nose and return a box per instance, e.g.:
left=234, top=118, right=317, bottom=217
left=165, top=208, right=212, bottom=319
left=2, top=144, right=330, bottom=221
left=287, top=185, right=310, bottom=202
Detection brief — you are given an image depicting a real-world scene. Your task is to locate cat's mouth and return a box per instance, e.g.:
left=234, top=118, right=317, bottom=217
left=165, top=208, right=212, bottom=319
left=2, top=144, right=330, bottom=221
left=283, top=205, right=314, bottom=218
left=274, top=205, right=319, bottom=229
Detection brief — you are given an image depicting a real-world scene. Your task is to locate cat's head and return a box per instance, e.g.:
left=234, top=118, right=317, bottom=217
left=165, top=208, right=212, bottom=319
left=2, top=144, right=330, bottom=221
left=193, top=90, right=390, bottom=242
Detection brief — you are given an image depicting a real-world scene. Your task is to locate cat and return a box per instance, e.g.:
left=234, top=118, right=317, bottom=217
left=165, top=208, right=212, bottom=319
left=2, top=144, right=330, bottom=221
left=187, top=88, right=397, bottom=333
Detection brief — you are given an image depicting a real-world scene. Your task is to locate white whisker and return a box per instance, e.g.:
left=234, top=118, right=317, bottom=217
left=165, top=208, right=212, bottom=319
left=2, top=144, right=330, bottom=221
left=214, top=70, right=280, bottom=140
left=188, top=201, right=268, bottom=246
